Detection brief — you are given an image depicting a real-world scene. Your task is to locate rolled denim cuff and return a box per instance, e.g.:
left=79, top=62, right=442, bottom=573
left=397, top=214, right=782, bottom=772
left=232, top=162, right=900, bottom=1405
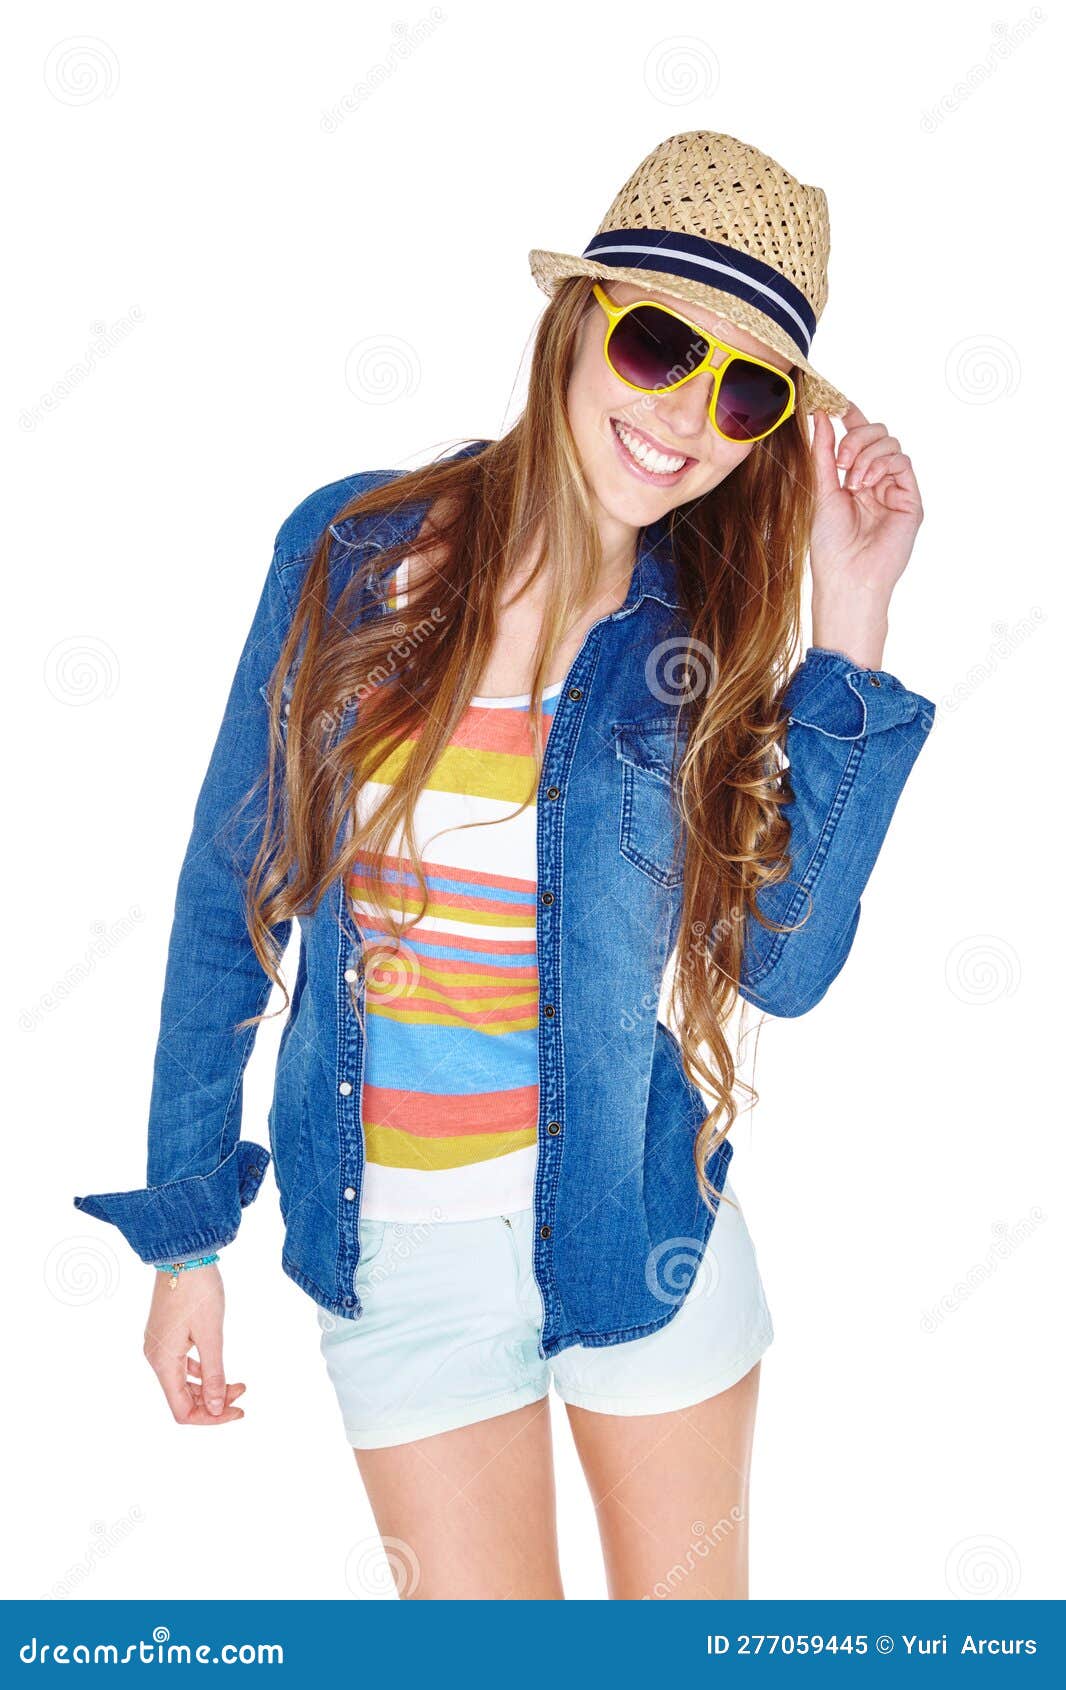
left=785, top=647, right=936, bottom=739
left=73, top=1138, right=270, bottom=1266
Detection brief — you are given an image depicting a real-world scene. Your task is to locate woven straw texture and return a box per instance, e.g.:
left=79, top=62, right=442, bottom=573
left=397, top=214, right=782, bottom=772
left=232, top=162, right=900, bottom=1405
left=529, top=131, right=849, bottom=416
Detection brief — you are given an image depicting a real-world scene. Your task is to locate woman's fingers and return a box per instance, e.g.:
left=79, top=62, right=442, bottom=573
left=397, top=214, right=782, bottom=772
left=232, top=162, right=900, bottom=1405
left=844, top=436, right=901, bottom=487
left=145, top=1269, right=242, bottom=1425
left=193, top=1319, right=229, bottom=1417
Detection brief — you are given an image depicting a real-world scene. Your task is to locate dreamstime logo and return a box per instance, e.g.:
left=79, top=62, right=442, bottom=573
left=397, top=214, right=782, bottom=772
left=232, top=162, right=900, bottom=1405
left=944, top=1534, right=1022, bottom=1598
left=345, top=1533, right=421, bottom=1598
left=944, top=934, right=1020, bottom=1005
left=643, top=37, right=720, bottom=105
left=321, top=10, right=446, bottom=133
left=645, top=1234, right=717, bottom=1306
left=344, top=335, right=421, bottom=405
left=643, top=1509, right=744, bottom=1598
left=920, top=10, right=1045, bottom=132
left=44, top=37, right=120, bottom=106
left=361, top=935, right=422, bottom=1008
left=920, top=1207, right=1045, bottom=1332
left=20, top=308, right=145, bottom=431
left=44, top=635, right=121, bottom=705
left=645, top=635, right=716, bottom=705
left=937, top=608, right=1046, bottom=715
left=945, top=335, right=1021, bottom=405
left=44, top=1236, right=122, bottom=1308
left=19, top=908, right=146, bottom=1030
left=42, top=1507, right=146, bottom=1598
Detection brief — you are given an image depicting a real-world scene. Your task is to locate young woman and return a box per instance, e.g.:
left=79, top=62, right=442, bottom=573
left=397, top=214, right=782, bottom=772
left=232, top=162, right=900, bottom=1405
left=74, top=131, right=935, bottom=1600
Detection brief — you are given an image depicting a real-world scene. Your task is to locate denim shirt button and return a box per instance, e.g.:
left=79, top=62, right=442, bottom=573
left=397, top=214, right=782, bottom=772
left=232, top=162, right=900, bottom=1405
left=546, top=785, right=560, bottom=800
left=543, top=1004, right=555, bottom=1018
left=343, top=967, right=359, bottom=983
left=868, top=675, right=882, bottom=687
left=338, top=1081, right=353, bottom=1096
left=343, top=1296, right=355, bottom=1308
left=547, top=1120, right=561, bottom=1135
left=541, top=890, right=554, bottom=905
left=567, top=687, right=582, bottom=700
left=343, top=1186, right=356, bottom=1200
left=539, top=1224, right=552, bottom=1239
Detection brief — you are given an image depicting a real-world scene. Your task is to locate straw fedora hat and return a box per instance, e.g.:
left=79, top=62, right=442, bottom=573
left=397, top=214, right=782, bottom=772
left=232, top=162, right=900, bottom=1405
left=529, top=130, right=850, bottom=417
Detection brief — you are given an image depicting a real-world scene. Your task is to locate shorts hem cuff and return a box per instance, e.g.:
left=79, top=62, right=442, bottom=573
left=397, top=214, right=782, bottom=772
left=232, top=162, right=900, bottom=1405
left=553, top=1329, right=774, bottom=1418
left=342, top=1383, right=549, bottom=1451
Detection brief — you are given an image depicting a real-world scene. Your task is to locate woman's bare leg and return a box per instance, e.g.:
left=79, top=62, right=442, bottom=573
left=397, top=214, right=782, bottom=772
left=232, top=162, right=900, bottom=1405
left=564, top=1359, right=762, bottom=1599
left=352, top=1396, right=564, bottom=1599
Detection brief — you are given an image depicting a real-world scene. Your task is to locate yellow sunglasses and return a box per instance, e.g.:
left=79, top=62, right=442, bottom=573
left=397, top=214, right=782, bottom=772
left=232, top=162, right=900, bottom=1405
left=592, top=281, right=797, bottom=444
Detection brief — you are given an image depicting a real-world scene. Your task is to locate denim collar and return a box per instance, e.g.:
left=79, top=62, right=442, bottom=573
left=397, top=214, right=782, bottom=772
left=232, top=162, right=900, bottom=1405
left=368, top=439, right=682, bottom=615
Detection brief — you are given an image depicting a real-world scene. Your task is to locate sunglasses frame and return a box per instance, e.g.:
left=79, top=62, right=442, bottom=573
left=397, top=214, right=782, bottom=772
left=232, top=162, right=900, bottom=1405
left=591, top=280, right=798, bottom=445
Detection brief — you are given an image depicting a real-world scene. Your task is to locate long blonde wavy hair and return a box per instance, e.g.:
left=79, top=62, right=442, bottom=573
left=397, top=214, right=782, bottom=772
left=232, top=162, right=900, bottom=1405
left=235, top=275, right=816, bottom=1208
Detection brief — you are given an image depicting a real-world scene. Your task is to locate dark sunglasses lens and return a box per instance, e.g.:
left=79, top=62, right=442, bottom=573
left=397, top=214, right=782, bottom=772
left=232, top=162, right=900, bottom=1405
left=716, top=360, right=792, bottom=440
left=607, top=305, right=708, bottom=392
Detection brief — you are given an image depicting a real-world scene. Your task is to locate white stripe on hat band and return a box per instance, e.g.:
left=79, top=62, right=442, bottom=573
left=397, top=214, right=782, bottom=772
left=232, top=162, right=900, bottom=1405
left=585, top=242, right=811, bottom=353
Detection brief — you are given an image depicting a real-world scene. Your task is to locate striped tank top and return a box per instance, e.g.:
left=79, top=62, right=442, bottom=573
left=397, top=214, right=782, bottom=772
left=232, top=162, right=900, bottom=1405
left=347, top=556, right=560, bottom=1223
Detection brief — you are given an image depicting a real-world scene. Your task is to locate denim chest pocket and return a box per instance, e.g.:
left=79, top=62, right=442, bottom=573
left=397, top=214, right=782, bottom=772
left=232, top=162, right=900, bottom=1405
left=613, top=718, right=686, bottom=889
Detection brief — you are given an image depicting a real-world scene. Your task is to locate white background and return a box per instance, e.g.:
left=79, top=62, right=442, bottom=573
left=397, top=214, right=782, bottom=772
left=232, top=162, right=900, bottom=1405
left=6, top=0, right=1062, bottom=1602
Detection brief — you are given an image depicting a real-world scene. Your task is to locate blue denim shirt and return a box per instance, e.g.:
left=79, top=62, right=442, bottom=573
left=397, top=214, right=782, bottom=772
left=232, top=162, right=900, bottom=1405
left=73, top=441, right=936, bottom=1356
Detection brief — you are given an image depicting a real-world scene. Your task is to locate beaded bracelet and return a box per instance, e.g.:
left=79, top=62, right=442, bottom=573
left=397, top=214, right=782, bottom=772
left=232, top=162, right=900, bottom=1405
left=154, top=1252, right=220, bottom=1289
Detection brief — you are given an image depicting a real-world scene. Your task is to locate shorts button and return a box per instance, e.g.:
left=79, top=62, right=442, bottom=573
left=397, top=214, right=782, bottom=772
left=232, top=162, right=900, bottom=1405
left=338, top=1080, right=353, bottom=1095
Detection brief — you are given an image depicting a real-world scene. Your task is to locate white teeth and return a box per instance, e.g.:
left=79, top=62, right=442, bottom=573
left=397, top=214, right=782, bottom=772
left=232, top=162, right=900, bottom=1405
left=612, top=418, right=687, bottom=475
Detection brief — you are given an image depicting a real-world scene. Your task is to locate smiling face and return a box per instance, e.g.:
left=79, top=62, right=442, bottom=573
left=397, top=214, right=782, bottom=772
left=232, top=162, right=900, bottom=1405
left=566, top=278, right=797, bottom=532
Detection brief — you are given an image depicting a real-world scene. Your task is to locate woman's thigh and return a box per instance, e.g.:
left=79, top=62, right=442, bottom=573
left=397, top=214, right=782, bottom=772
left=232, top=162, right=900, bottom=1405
left=354, top=1396, right=564, bottom=1599
left=565, top=1359, right=762, bottom=1599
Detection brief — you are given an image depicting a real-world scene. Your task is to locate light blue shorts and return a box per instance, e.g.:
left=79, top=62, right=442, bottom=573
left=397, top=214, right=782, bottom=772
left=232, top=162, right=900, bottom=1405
left=315, top=1175, right=773, bottom=1449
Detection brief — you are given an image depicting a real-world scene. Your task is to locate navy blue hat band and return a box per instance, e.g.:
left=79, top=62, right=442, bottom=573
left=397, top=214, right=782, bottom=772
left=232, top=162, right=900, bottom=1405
left=581, top=228, right=817, bottom=357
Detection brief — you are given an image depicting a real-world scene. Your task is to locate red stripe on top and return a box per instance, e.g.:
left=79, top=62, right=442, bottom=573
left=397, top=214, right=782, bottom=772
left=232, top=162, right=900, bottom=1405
left=363, top=1082, right=540, bottom=1136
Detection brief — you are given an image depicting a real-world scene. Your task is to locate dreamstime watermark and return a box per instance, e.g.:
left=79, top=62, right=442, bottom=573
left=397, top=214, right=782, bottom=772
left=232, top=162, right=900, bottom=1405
left=945, top=335, right=1022, bottom=405
left=345, top=1533, right=421, bottom=1598
left=944, top=1533, right=1023, bottom=1598
left=645, top=1233, right=723, bottom=1306
left=42, top=1507, right=146, bottom=1599
left=643, top=37, right=721, bottom=105
left=937, top=608, right=1045, bottom=714
left=944, top=933, right=1021, bottom=1005
left=321, top=11, right=446, bottom=133
left=20, top=308, right=146, bottom=431
left=44, top=634, right=122, bottom=705
left=920, top=10, right=1045, bottom=132
left=44, top=1235, right=123, bottom=1308
left=20, top=908, right=146, bottom=1031
left=20, top=1626, right=283, bottom=1665
left=357, top=607, right=446, bottom=692
left=344, top=335, right=421, bottom=405
left=643, top=1509, right=745, bottom=1598
left=920, top=1207, right=1046, bottom=1332
left=44, top=36, right=119, bottom=106
left=645, top=635, right=717, bottom=705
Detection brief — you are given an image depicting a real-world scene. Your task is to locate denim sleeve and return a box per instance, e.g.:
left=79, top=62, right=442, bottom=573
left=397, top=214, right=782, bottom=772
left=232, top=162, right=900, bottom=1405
left=738, top=646, right=936, bottom=1017
left=72, top=541, right=302, bottom=1264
